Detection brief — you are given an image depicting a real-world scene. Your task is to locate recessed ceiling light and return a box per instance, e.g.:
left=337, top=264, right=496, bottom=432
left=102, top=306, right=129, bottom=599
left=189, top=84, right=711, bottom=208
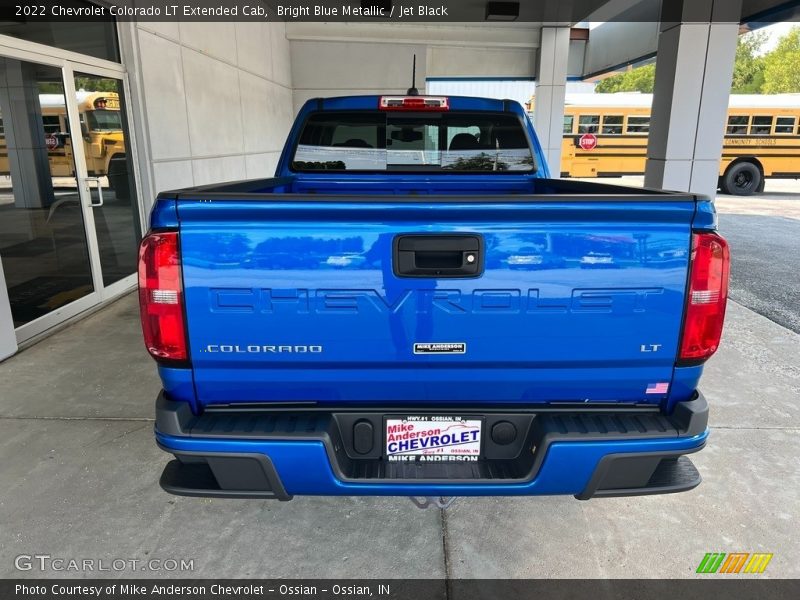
left=486, top=1, right=520, bottom=21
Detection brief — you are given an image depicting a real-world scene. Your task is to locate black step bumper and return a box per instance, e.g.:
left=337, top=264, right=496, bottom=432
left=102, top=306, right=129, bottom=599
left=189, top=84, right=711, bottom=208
left=155, top=394, right=708, bottom=500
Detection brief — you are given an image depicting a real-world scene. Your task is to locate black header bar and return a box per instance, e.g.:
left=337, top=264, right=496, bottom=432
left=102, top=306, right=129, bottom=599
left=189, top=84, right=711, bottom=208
left=3, top=0, right=800, bottom=23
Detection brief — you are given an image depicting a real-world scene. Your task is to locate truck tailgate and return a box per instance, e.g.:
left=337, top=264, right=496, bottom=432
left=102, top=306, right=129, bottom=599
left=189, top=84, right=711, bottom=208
left=177, top=199, right=695, bottom=407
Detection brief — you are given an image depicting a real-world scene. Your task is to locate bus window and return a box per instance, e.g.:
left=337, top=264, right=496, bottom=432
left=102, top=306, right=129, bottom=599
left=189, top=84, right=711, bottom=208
left=727, top=115, right=749, bottom=135
left=563, top=115, right=574, bottom=134
left=775, top=116, right=796, bottom=135
left=556, top=94, right=800, bottom=190
left=578, top=115, right=599, bottom=134
left=86, top=109, right=122, bottom=132
left=602, top=115, right=623, bottom=135
left=626, top=116, right=650, bottom=134
left=750, top=116, right=773, bottom=136
left=42, top=115, right=61, bottom=135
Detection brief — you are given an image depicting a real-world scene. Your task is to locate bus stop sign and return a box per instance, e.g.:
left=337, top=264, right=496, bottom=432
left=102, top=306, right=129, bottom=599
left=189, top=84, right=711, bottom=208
left=579, top=133, right=598, bottom=151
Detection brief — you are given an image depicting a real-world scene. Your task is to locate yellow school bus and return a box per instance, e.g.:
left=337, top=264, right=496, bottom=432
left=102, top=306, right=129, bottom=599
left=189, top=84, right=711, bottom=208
left=534, top=93, right=800, bottom=196
left=0, top=91, right=128, bottom=195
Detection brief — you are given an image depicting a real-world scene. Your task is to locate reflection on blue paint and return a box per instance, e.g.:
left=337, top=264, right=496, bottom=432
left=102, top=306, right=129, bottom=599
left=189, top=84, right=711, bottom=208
left=155, top=198, right=704, bottom=408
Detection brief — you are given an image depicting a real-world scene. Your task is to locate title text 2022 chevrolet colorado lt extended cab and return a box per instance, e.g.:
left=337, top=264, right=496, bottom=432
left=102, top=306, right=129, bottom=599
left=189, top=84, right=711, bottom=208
left=139, top=95, right=730, bottom=501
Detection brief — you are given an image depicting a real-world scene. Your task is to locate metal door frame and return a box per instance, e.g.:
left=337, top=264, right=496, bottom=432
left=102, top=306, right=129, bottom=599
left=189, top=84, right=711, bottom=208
left=0, top=35, right=145, bottom=344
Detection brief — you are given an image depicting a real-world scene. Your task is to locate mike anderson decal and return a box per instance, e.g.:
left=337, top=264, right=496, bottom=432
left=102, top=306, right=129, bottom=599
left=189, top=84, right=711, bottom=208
left=385, top=416, right=481, bottom=461
left=413, top=342, right=466, bottom=354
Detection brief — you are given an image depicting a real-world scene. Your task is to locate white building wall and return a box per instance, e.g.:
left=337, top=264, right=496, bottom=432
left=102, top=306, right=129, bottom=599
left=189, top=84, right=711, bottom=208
left=419, top=80, right=597, bottom=118
left=124, top=21, right=294, bottom=205
left=427, top=46, right=537, bottom=79
left=287, top=23, right=541, bottom=113
left=426, top=80, right=536, bottom=110
left=290, top=41, right=540, bottom=113
left=289, top=40, right=429, bottom=113
left=0, top=258, right=16, bottom=361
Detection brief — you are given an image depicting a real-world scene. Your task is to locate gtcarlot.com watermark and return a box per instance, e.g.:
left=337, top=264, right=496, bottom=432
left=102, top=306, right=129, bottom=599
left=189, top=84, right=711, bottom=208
left=15, top=554, right=195, bottom=573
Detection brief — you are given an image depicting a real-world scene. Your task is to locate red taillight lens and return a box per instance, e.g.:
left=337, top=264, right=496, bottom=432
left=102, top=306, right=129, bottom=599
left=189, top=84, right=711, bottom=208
left=679, top=232, right=731, bottom=363
left=379, top=96, right=450, bottom=111
left=138, top=231, right=188, bottom=363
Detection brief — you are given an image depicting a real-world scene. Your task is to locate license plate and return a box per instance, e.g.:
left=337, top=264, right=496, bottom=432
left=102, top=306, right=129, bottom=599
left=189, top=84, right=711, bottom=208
left=385, top=416, right=482, bottom=462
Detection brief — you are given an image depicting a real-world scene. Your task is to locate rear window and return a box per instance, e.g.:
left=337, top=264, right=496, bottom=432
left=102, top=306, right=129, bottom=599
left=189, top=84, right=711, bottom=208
left=291, top=111, right=535, bottom=173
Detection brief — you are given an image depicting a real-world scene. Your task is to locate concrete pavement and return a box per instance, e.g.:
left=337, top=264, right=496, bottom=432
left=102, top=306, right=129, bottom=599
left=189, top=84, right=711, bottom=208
left=445, top=302, right=800, bottom=578
left=714, top=179, right=800, bottom=221
left=717, top=212, right=800, bottom=334
left=586, top=177, right=800, bottom=333
left=0, top=293, right=798, bottom=579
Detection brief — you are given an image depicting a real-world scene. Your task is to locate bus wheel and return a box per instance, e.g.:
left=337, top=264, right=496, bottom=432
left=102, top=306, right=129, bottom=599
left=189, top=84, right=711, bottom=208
left=722, top=161, right=761, bottom=196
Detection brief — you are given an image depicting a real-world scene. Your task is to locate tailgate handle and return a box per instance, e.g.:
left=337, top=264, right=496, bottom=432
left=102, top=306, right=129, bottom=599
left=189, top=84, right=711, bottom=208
left=393, top=235, right=483, bottom=278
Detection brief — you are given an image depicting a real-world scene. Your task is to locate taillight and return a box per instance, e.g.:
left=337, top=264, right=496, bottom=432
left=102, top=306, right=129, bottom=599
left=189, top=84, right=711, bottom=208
left=678, top=232, right=731, bottom=364
left=379, top=96, right=449, bottom=111
left=138, top=230, right=188, bottom=363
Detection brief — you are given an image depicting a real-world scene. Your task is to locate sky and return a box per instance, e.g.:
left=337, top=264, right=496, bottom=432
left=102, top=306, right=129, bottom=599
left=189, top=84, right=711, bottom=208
left=756, top=22, right=797, bottom=53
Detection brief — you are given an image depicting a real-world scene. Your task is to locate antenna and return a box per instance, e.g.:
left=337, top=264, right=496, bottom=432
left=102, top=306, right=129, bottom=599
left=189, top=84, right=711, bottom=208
left=406, top=54, right=419, bottom=96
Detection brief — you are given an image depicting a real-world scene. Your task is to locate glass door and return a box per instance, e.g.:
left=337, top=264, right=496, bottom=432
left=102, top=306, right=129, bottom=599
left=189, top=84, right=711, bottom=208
left=0, top=57, right=98, bottom=334
left=66, top=70, right=141, bottom=289
left=0, top=53, right=142, bottom=343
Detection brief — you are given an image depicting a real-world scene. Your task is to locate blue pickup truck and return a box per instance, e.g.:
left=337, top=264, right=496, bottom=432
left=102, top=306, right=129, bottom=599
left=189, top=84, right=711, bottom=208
left=139, top=94, right=730, bottom=502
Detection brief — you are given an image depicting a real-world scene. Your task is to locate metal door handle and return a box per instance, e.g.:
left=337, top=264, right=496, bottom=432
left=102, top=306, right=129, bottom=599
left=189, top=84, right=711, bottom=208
left=83, top=177, right=104, bottom=207
left=393, top=234, right=483, bottom=278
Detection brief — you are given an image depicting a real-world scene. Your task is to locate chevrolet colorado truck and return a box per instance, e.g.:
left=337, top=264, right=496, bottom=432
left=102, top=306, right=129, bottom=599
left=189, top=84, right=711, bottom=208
left=139, top=94, right=730, bottom=501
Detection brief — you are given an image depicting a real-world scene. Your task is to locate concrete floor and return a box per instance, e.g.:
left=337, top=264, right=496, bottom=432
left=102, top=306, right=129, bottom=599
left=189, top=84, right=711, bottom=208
left=716, top=187, right=800, bottom=335
left=1, top=293, right=798, bottom=580
left=589, top=177, right=800, bottom=334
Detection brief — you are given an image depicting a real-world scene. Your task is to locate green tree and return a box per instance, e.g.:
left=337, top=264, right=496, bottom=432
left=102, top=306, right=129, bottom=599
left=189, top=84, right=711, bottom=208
left=38, top=77, right=118, bottom=95
left=595, top=64, right=656, bottom=94
left=443, top=153, right=509, bottom=171
left=594, top=30, right=784, bottom=94
left=762, top=26, right=800, bottom=93
left=38, top=82, right=62, bottom=94
left=731, top=31, right=767, bottom=93
left=75, top=77, right=118, bottom=93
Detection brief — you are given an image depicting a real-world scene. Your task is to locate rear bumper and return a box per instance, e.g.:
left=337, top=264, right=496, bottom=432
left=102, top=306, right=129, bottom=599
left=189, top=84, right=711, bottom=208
left=154, top=393, right=709, bottom=500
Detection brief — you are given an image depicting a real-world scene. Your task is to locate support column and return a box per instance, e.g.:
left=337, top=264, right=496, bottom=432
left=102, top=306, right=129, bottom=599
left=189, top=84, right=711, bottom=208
left=534, top=26, right=570, bottom=177
left=644, top=0, right=742, bottom=198
left=0, top=257, right=17, bottom=360
left=0, top=58, right=55, bottom=209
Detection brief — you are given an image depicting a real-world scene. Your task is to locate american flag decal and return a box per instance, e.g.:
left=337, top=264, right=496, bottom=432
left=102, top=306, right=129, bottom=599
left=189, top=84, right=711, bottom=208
left=646, top=382, right=670, bottom=394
